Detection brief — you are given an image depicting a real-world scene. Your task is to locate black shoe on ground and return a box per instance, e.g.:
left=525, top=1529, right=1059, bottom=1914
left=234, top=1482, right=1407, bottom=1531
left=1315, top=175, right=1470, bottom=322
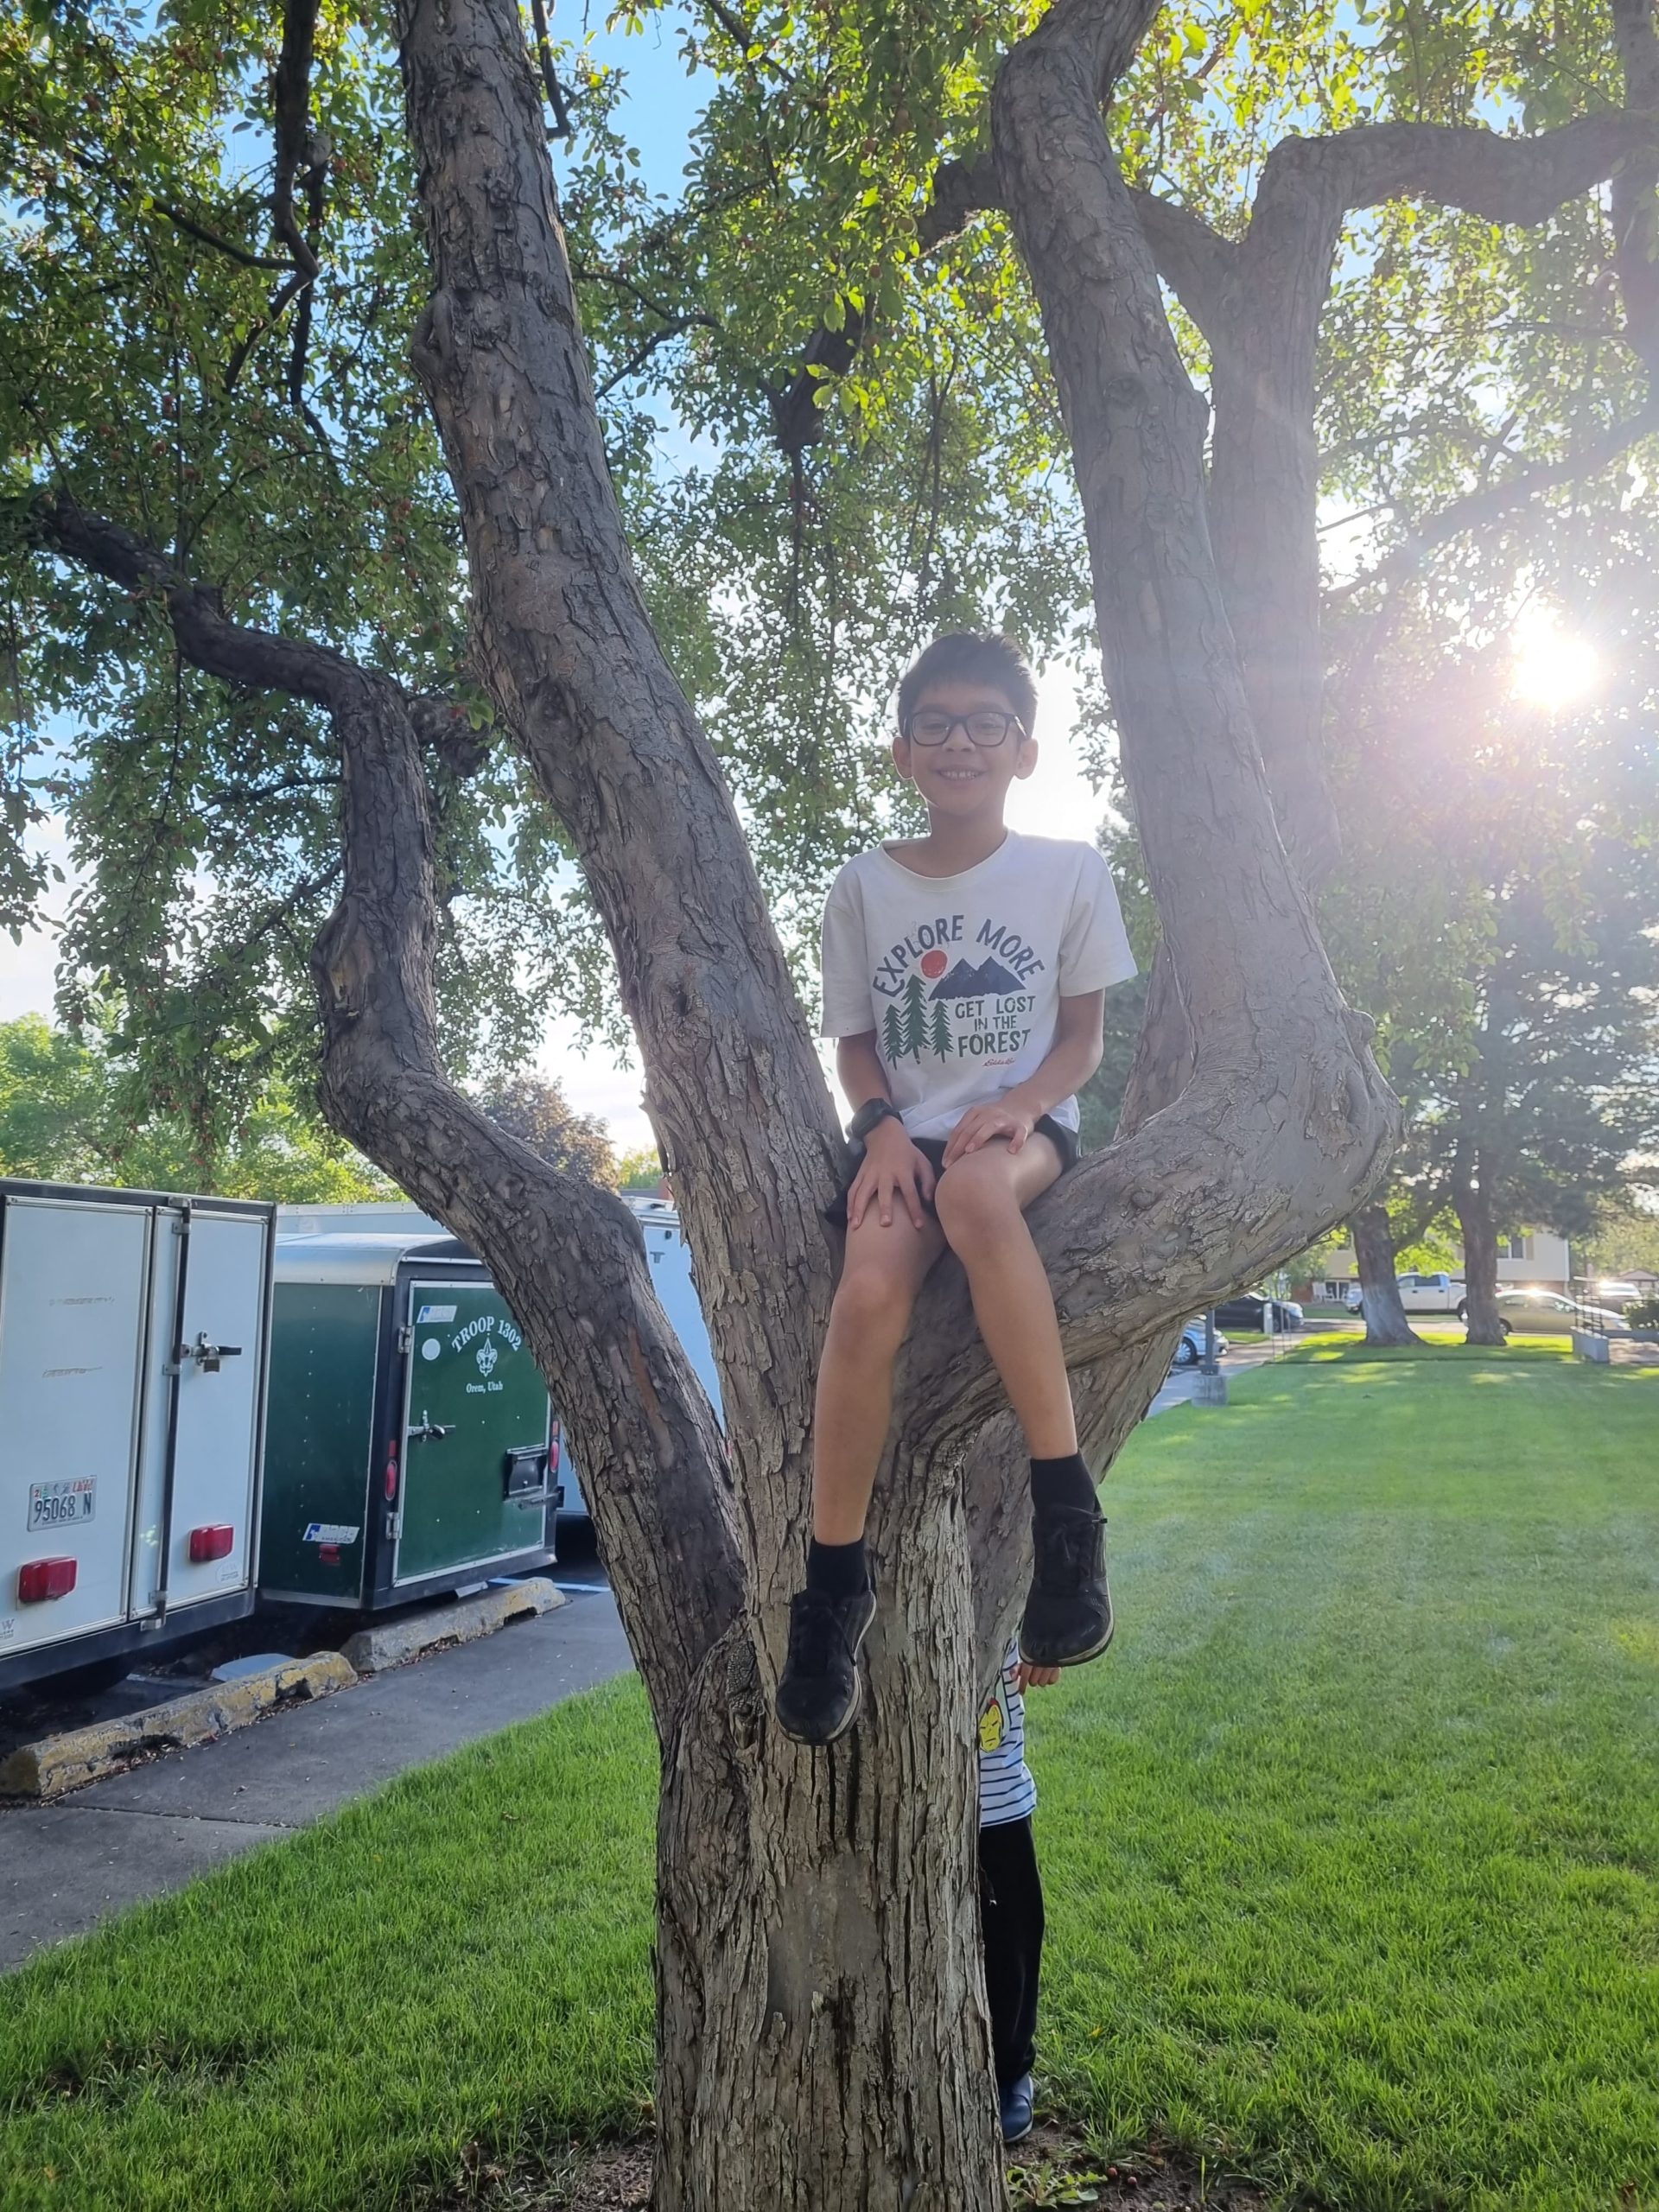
left=1019, top=1503, right=1113, bottom=1668
left=775, top=1581, right=877, bottom=1744
left=998, top=2073, right=1035, bottom=2145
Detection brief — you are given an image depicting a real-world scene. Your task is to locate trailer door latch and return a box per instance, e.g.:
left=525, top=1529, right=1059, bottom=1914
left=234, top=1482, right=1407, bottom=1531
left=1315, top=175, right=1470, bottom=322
left=188, top=1336, right=242, bottom=1371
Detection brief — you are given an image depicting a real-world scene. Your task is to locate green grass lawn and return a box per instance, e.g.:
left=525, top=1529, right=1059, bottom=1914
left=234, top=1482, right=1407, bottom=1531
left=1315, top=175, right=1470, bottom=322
left=2, top=1344, right=1656, bottom=2211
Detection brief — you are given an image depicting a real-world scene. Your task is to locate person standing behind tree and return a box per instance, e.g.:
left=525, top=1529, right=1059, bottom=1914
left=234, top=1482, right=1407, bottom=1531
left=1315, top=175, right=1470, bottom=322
left=979, top=1637, right=1059, bottom=2144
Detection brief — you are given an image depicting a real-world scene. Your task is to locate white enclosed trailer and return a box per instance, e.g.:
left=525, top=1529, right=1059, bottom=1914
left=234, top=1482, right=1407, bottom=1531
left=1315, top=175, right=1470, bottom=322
left=558, top=1197, right=721, bottom=1522
left=0, top=1179, right=274, bottom=1694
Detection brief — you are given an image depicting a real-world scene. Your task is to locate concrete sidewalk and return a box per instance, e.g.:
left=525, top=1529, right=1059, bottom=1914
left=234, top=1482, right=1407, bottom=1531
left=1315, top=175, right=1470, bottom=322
left=1147, top=1329, right=1295, bottom=1414
left=0, top=1588, right=632, bottom=1972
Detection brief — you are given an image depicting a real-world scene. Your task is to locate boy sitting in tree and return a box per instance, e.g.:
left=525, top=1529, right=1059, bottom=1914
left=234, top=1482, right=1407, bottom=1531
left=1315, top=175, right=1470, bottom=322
left=777, top=632, right=1138, bottom=1744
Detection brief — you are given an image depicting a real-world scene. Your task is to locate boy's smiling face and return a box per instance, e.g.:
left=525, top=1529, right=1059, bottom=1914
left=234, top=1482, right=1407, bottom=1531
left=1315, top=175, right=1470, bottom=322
left=893, top=677, right=1037, bottom=825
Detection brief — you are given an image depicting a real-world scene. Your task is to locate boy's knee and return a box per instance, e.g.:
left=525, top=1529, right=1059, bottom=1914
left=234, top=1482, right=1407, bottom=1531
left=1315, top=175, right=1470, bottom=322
left=831, top=1267, right=917, bottom=1342
left=934, top=1162, right=1020, bottom=1249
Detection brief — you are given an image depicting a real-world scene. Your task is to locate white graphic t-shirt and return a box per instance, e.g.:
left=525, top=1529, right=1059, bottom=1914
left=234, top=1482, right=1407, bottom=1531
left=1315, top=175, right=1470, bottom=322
left=820, top=831, right=1136, bottom=1141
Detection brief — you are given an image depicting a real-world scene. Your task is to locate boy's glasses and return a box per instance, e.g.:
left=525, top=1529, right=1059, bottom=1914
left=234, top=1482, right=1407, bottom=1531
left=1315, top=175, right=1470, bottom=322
left=903, top=710, right=1027, bottom=748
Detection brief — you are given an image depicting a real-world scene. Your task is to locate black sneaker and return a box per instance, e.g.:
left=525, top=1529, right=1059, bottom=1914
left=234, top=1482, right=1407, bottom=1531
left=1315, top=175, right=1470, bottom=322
left=1019, top=1503, right=1113, bottom=1668
left=775, top=1582, right=877, bottom=1745
left=998, top=2073, right=1035, bottom=2145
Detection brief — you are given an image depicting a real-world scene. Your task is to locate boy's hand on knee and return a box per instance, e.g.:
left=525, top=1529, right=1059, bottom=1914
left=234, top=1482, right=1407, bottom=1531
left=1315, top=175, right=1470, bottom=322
left=849, top=1122, right=936, bottom=1230
left=1014, top=1662, right=1061, bottom=1692
left=943, top=1093, right=1037, bottom=1166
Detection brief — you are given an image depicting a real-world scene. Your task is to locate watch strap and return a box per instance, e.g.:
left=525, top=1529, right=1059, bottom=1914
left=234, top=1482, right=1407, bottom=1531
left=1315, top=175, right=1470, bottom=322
left=848, top=1097, right=904, bottom=1143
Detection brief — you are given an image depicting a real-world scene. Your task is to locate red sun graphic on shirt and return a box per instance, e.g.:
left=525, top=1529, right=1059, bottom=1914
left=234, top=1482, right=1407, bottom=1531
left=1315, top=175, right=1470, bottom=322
left=918, top=949, right=949, bottom=980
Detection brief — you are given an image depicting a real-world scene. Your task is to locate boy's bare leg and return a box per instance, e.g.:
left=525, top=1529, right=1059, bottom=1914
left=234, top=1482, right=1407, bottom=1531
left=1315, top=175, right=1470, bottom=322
left=811, top=1207, right=947, bottom=1544
left=931, top=1136, right=1074, bottom=1457
left=936, top=1135, right=1113, bottom=1668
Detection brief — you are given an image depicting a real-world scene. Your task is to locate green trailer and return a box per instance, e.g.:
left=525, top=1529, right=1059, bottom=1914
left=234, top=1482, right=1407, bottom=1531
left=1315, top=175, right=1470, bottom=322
left=259, top=1222, right=556, bottom=1610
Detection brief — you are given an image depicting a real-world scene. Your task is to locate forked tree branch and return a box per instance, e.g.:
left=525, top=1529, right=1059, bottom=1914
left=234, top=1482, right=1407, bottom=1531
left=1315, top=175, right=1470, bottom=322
left=28, top=487, right=744, bottom=1726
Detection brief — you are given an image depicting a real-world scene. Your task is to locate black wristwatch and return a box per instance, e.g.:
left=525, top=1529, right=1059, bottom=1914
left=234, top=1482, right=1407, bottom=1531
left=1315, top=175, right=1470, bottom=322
left=847, top=1097, right=905, bottom=1145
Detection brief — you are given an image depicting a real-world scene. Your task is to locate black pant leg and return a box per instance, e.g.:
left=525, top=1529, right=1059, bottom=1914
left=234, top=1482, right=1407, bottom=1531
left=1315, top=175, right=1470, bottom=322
left=977, top=1815, right=1045, bottom=2089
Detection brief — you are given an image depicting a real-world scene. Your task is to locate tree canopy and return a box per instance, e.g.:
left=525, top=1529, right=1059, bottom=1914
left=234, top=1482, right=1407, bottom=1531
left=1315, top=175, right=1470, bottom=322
left=0, top=1008, right=393, bottom=1194
left=4, top=0, right=1656, bottom=1125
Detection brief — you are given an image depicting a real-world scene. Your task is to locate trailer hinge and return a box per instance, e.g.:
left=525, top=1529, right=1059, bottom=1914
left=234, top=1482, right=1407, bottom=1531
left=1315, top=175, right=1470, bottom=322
left=385, top=1510, right=403, bottom=1540
left=395, top=1325, right=413, bottom=1356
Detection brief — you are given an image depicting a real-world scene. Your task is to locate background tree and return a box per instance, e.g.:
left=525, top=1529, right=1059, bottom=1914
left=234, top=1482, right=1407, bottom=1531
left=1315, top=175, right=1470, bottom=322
left=6, top=0, right=1659, bottom=2203
left=613, top=1141, right=668, bottom=1194
left=1320, top=568, right=1659, bottom=1342
left=1580, top=1192, right=1659, bottom=1280
left=477, top=1071, right=619, bottom=1186
left=0, top=1011, right=391, bottom=1197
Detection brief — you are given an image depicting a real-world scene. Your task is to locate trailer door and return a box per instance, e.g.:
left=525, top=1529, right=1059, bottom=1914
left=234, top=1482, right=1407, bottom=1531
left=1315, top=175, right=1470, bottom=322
left=395, top=1280, right=550, bottom=1586
left=0, top=1197, right=149, bottom=1659
left=130, top=1207, right=269, bottom=1616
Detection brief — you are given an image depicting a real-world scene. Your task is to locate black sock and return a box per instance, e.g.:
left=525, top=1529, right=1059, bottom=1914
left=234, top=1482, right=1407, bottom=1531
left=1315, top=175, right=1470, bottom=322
left=806, top=1535, right=869, bottom=1599
left=1030, top=1452, right=1096, bottom=1516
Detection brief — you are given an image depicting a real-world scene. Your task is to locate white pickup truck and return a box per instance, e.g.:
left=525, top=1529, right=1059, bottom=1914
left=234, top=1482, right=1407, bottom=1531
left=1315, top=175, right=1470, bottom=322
left=1346, top=1269, right=1467, bottom=1319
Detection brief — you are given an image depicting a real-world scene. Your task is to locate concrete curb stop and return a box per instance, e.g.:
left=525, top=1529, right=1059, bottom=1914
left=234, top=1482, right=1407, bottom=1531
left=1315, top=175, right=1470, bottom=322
left=0, top=1651, right=358, bottom=1802
left=340, top=1577, right=566, bottom=1676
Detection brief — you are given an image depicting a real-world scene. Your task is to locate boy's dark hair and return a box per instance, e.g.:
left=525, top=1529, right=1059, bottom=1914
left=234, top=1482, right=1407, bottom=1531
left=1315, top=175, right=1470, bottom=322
left=896, top=631, right=1038, bottom=735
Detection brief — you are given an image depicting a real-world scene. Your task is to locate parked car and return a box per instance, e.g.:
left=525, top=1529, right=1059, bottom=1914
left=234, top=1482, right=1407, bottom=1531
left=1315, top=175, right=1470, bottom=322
left=1492, top=1287, right=1630, bottom=1337
left=1171, top=1319, right=1230, bottom=1369
left=1588, top=1280, right=1645, bottom=1310
left=1214, top=1291, right=1303, bottom=1333
left=1346, top=1270, right=1466, bottom=1319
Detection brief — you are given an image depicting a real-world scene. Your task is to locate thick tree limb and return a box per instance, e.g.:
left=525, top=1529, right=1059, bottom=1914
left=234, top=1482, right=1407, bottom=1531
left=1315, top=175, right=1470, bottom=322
left=1248, top=111, right=1656, bottom=242
left=1125, top=187, right=1237, bottom=343
left=1204, top=100, right=1659, bottom=892
left=225, top=0, right=329, bottom=412
left=916, top=151, right=1002, bottom=250
left=29, top=486, right=743, bottom=1732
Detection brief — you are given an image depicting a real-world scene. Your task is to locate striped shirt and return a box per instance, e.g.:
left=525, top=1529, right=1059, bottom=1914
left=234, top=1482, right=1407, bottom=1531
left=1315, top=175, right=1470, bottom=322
left=977, top=1639, right=1037, bottom=1828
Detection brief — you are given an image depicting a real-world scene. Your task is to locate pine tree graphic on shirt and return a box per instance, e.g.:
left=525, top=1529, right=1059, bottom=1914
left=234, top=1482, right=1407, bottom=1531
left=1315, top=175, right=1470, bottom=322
left=881, top=1000, right=906, bottom=1065
left=927, top=997, right=953, bottom=1061
left=899, top=972, right=930, bottom=1059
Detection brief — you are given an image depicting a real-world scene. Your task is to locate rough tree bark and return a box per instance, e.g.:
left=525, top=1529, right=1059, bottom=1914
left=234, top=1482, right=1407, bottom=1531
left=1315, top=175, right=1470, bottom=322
left=1349, top=1204, right=1423, bottom=1349
left=35, top=0, right=1656, bottom=2203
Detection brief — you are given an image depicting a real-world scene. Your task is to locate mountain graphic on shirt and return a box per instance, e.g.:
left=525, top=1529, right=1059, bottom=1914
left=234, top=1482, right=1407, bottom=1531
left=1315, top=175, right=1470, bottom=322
left=928, top=957, right=1024, bottom=1001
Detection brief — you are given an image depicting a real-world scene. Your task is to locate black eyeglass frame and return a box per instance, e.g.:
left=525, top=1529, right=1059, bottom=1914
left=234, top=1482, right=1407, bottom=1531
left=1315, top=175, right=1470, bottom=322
left=900, top=709, right=1028, bottom=749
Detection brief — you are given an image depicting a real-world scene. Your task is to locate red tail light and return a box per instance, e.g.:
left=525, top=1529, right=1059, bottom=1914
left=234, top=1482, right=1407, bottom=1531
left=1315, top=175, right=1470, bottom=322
left=19, top=1557, right=77, bottom=1603
left=384, top=1443, right=399, bottom=1501
left=188, top=1523, right=234, bottom=1564
left=548, top=1421, right=562, bottom=1474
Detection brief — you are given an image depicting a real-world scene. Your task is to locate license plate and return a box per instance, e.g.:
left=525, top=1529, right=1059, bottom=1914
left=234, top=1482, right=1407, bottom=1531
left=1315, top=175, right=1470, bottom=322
left=27, top=1478, right=96, bottom=1533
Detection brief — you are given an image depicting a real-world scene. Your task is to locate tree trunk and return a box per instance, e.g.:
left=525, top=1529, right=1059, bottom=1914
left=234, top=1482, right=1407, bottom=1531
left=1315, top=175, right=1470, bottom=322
left=1349, top=1205, right=1421, bottom=1347
left=656, top=1464, right=1001, bottom=2210
left=1452, top=1149, right=1506, bottom=1345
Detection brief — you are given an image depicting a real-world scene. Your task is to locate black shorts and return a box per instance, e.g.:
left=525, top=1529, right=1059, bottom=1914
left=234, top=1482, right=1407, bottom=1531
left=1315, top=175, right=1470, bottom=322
left=824, top=1115, right=1079, bottom=1228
